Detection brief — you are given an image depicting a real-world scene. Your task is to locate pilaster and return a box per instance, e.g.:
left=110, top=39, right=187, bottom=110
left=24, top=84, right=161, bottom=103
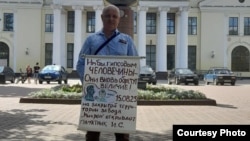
left=93, top=5, right=103, bottom=32
left=156, top=7, right=169, bottom=72
left=72, top=5, right=84, bottom=70
left=137, top=6, right=148, bottom=67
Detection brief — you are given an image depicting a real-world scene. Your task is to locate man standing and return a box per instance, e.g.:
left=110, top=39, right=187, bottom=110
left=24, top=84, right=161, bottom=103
left=33, top=62, right=40, bottom=84
left=26, top=65, right=33, bottom=84
left=76, top=4, right=138, bottom=141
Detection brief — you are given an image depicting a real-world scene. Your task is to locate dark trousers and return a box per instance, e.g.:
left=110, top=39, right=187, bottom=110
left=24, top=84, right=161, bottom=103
left=86, top=131, right=129, bottom=141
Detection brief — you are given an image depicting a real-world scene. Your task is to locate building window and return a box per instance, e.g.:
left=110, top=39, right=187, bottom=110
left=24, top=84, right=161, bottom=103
left=244, top=17, right=250, bottom=35
left=87, top=12, right=95, bottom=33
left=167, top=13, right=175, bottom=34
left=146, top=44, right=156, bottom=70
left=45, top=14, right=53, bottom=32
left=232, top=46, right=249, bottom=72
left=146, top=13, right=156, bottom=34
left=133, top=12, right=137, bottom=34
left=229, top=17, right=238, bottom=35
left=45, top=43, right=53, bottom=65
left=167, top=45, right=175, bottom=70
left=188, top=17, right=197, bottom=35
left=67, top=11, right=75, bottom=32
left=67, top=43, right=74, bottom=68
left=188, top=46, right=197, bottom=71
left=3, top=13, right=13, bottom=31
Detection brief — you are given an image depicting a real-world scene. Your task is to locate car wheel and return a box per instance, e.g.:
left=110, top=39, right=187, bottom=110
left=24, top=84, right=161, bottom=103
left=205, top=81, right=209, bottom=85
left=58, top=80, right=62, bottom=84
left=152, top=82, right=156, bottom=85
left=185, top=82, right=188, bottom=85
left=167, top=79, right=172, bottom=85
left=39, top=81, right=43, bottom=84
left=47, top=81, right=50, bottom=84
left=175, top=78, right=179, bottom=85
left=194, top=82, right=199, bottom=86
left=214, top=79, right=218, bottom=85
left=11, top=77, right=15, bottom=83
left=231, top=82, right=235, bottom=86
left=64, top=79, right=68, bottom=84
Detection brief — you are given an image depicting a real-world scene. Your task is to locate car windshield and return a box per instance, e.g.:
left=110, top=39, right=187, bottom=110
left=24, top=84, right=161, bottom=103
left=140, top=66, right=153, bottom=73
left=141, top=66, right=152, bottom=71
left=43, top=65, right=60, bottom=71
left=215, top=69, right=230, bottom=74
left=0, top=66, right=3, bottom=72
left=177, top=69, right=193, bottom=74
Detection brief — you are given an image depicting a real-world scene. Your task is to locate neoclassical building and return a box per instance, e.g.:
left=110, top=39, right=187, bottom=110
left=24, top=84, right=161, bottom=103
left=0, top=0, right=250, bottom=78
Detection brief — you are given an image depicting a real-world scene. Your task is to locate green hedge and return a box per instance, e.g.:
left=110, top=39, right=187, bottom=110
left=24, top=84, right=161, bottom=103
left=28, top=84, right=207, bottom=100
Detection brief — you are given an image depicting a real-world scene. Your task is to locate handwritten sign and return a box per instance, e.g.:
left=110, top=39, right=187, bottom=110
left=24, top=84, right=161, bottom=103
left=78, top=55, right=140, bottom=133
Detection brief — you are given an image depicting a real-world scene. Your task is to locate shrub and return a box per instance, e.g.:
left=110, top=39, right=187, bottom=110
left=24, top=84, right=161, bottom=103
left=28, top=84, right=207, bottom=100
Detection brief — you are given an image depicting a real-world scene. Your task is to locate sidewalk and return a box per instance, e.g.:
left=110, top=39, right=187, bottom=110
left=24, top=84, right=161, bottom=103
left=0, top=79, right=250, bottom=141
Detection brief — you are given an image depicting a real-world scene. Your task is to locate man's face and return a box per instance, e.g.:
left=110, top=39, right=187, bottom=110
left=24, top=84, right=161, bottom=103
left=101, top=8, right=120, bottom=31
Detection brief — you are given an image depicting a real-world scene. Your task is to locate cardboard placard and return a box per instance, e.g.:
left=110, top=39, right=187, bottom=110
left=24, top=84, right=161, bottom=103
left=78, top=55, right=140, bottom=133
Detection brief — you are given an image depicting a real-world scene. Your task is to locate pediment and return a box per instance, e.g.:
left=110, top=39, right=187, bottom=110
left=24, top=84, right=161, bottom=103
left=199, top=0, right=250, bottom=7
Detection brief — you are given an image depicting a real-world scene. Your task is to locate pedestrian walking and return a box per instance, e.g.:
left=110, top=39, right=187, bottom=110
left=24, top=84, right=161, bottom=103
left=33, top=62, right=40, bottom=84
left=26, top=65, right=33, bottom=84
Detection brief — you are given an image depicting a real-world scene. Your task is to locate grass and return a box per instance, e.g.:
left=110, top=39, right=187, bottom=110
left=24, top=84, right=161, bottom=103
left=28, top=84, right=207, bottom=100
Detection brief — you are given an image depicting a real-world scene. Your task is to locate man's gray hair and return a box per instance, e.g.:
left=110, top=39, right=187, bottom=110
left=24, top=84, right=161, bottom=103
left=102, top=5, right=120, bottom=17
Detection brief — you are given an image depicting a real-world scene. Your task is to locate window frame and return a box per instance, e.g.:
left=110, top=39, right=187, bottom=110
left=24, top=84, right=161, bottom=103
left=167, top=45, right=175, bottom=70
left=146, top=13, right=157, bottom=34
left=45, top=14, right=54, bottom=32
left=67, top=43, right=74, bottom=68
left=229, top=17, right=238, bottom=35
left=188, top=17, right=197, bottom=35
left=3, top=13, right=14, bottom=31
left=86, top=12, right=95, bottom=33
left=146, top=44, right=156, bottom=70
left=244, top=17, right=250, bottom=35
left=167, top=13, right=175, bottom=34
left=67, top=11, right=75, bottom=32
left=45, top=43, right=53, bottom=66
left=133, top=12, right=137, bottom=34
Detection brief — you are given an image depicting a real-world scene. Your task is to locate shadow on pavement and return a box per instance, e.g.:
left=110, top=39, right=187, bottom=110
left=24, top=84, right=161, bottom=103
left=99, top=130, right=172, bottom=141
left=0, top=108, right=172, bottom=141
left=0, top=109, right=78, bottom=141
left=0, top=85, right=42, bottom=97
left=216, top=103, right=237, bottom=109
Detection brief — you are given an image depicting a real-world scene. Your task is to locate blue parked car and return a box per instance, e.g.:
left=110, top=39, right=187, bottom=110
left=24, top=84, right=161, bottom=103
left=203, top=67, right=236, bottom=86
left=38, top=65, right=68, bottom=84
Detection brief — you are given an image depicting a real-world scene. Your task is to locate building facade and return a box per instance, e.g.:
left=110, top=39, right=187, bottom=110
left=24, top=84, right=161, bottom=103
left=0, top=0, right=250, bottom=78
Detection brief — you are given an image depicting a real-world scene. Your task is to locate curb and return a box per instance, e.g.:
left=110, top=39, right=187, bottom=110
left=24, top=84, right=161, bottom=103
left=19, top=97, right=217, bottom=106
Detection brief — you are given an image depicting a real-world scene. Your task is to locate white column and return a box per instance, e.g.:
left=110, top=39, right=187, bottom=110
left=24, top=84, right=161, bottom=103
left=52, top=4, right=65, bottom=66
left=13, top=10, right=17, bottom=71
left=156, top=7, right=169, bottom=72
left=94, top=5, right=103, bottom=32
left=137, top=6, right=148, bottom=67
left=239, top=14, right=244, bottom=36
left=176, top=11, right=181, bottom=68
left=224, top=15, right=228, bottom=67
left=61, top=11, right=66, bottom=67
left=0, top=11, right=3, bottom=31
left=72, top=6, right=83, bottom=70
left=179, top=7, right=189, bottom=68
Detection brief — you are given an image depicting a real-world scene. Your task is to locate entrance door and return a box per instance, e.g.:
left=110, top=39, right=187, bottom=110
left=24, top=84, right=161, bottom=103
left=0, top=42, right=9, bottom=66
